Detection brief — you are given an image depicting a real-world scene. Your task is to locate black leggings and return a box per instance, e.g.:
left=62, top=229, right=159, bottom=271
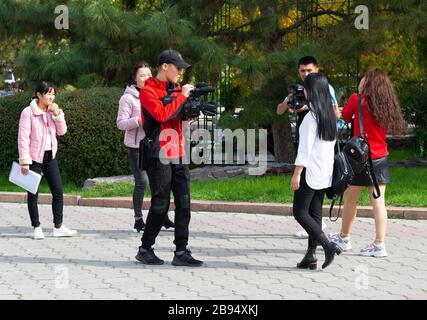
left=127, top=147, right=148, bottom=218
left=293, top=169, right=325, bottom=247
left=28, top=151, right=63, bottom=228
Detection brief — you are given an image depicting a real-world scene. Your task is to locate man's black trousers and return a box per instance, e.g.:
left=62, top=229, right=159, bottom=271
left=140, top=158, right=191, bottom=252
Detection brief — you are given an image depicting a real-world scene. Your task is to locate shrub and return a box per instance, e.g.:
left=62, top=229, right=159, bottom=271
left=75, top=73, right=105, bottom=89
left=399, top=80, right=427, bottom=157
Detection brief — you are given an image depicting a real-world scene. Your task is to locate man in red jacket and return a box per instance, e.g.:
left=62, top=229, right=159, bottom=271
left=135, top=49, right=203, bottom=267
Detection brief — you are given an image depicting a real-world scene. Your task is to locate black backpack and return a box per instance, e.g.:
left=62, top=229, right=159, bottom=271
left=326, top=94, right=381, bottom=221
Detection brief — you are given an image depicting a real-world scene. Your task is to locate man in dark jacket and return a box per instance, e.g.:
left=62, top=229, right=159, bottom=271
left=135, top=49, right=203, bottom=267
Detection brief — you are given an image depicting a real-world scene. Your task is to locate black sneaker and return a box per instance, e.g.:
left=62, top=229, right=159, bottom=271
left=162, top=218, right=175, bottom=231
left=135, top=248, right=164, bottom=265
left=133, top=219, right=145, bottom=233
left=172, top=249, right=203, bottom=267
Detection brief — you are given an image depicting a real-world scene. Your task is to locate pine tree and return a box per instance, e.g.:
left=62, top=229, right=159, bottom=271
left=1, top=0, right=425, bottom=161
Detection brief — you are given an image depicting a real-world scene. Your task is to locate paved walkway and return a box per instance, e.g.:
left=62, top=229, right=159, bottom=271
left=0, top=202, right=426, bottom=300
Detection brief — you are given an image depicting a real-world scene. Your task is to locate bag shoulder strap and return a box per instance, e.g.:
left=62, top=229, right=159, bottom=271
left=329, top=194, right=343, bottom=222
left=358, top=94, right=381, bottom=199
left=367, top=148, right=381, bottom=199
left=358, top=94, right=365, bottom=137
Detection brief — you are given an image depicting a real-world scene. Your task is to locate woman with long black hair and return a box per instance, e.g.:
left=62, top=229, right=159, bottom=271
left=291, top=73, right=342, bottom=269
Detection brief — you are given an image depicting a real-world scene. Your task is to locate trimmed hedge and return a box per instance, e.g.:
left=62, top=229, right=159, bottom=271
left=0, top=87, right=131, bottom=185
left=399, top=81, right=427, bottom=157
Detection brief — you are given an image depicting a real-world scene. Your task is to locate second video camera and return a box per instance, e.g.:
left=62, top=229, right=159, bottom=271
left=287, top=83, right=308, bottom=110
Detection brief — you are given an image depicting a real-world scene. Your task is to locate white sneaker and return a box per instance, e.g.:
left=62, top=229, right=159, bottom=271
left=53, top=225, right=77, bottom=237
left=359, top=242, right=387, bottom=257
left=295, top=221, right=327, bottom=239
left=33, top=227, right=45, bottom=240
left=328, top=232, right=352, bottom=251
left=295, top=229, right=309, bottom=238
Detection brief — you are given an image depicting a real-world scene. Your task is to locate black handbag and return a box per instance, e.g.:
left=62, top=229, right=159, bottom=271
left=138, top=109, right=161, bottom=171
left=138, top=137, right=150, bottom=171
left=326, top=94, right=381, bottom=221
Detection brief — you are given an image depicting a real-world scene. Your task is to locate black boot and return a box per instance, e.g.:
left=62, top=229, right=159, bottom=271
left=133, top=218, right=145, bottom=233
left=297, top=246, right=317, bottom=270
left=319, top=233, right=342, bottom=269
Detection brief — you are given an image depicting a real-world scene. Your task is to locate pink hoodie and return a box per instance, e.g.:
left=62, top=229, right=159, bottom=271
left=18, top=99, right=67, bottom=165
left=116, top=85, right=146, bottom=148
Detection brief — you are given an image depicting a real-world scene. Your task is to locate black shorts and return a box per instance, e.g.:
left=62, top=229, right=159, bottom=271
left=351, top=156, right=391, bottom=186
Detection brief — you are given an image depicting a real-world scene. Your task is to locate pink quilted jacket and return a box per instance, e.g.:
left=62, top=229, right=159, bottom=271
left=18, top=99, right=67, bottom=165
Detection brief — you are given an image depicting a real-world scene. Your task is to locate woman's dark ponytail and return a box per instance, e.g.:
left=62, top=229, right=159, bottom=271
left=31, top=81, right=56, bottom=102
left=303, top=73, right=336, bottom=141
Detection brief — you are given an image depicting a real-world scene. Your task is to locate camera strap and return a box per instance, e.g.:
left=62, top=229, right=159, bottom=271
left=358, top=94, right=380, bottom=199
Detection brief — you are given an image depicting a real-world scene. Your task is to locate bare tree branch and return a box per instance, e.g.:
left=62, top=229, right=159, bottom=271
left=277, top=10, right=346, bottom=38
left=208, top=16, right=266, bottom=37
left=209, top=10, right=347, bottom=40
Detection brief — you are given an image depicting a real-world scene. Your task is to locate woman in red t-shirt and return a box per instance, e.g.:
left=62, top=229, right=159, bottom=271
left=329, top=69, right=406, bottom=257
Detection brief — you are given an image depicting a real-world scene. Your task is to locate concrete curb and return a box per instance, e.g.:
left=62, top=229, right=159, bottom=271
left=0, top=192, right=426, bottom=220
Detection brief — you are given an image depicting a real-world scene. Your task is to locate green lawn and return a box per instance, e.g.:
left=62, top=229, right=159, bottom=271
left=85, top=167, right=427, bottom=207
left=2, top=167, right=426, bottom=207
left=388, top=148, right=423, bottom=161
left=0, top=175, right=82, bottom=195
left=1, top=145, right=426, bottom=207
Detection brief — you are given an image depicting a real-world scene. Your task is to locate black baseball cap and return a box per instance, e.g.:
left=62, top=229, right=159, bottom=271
left=157, top=49, right=191, bottom=69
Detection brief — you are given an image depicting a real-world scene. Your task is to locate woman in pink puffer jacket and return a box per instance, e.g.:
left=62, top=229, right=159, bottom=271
left=116, top=62, right=174, bottom=232
left=18, top=81, right=77, bottom=240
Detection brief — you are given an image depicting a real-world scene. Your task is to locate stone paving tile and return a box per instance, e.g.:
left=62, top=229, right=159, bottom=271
left=0, top=203, right=426, bottom=300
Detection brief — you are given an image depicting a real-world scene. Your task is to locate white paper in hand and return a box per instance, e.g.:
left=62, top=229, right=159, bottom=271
left=9, top=162, right=42, bottom=195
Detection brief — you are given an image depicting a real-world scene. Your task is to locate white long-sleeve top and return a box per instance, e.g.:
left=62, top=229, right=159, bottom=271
left=294, top=111, right=336, bottom=190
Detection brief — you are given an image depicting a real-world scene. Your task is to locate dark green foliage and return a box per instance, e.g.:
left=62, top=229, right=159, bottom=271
left=1, top=0, right=426, bottom=162
left=0, top=0, right=228, bottom=88
left=399, top=81, right=427, bottom=157
left=234, top=43, right=321, bottom=129
left=0, top=93, right=28, bottom=177
left=75, top=73, right=105, bottom=89
left=0, top=87, right=130, bottom=185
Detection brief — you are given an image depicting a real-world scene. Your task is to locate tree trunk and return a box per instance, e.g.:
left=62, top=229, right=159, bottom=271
left=261, top=4, right=295, bottom=164
left=272, top=121, right=295, bottom=164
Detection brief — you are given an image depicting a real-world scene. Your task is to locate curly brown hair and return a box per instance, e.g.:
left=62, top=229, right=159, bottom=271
left=361, top=68, right=407, bottom=135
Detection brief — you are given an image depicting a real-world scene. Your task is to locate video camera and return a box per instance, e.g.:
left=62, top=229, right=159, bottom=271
left=287, top=83, right=308, bottom=110
left=181, top=83, right=217, bottom=120
left=162, top=83, right=217, bottom=120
